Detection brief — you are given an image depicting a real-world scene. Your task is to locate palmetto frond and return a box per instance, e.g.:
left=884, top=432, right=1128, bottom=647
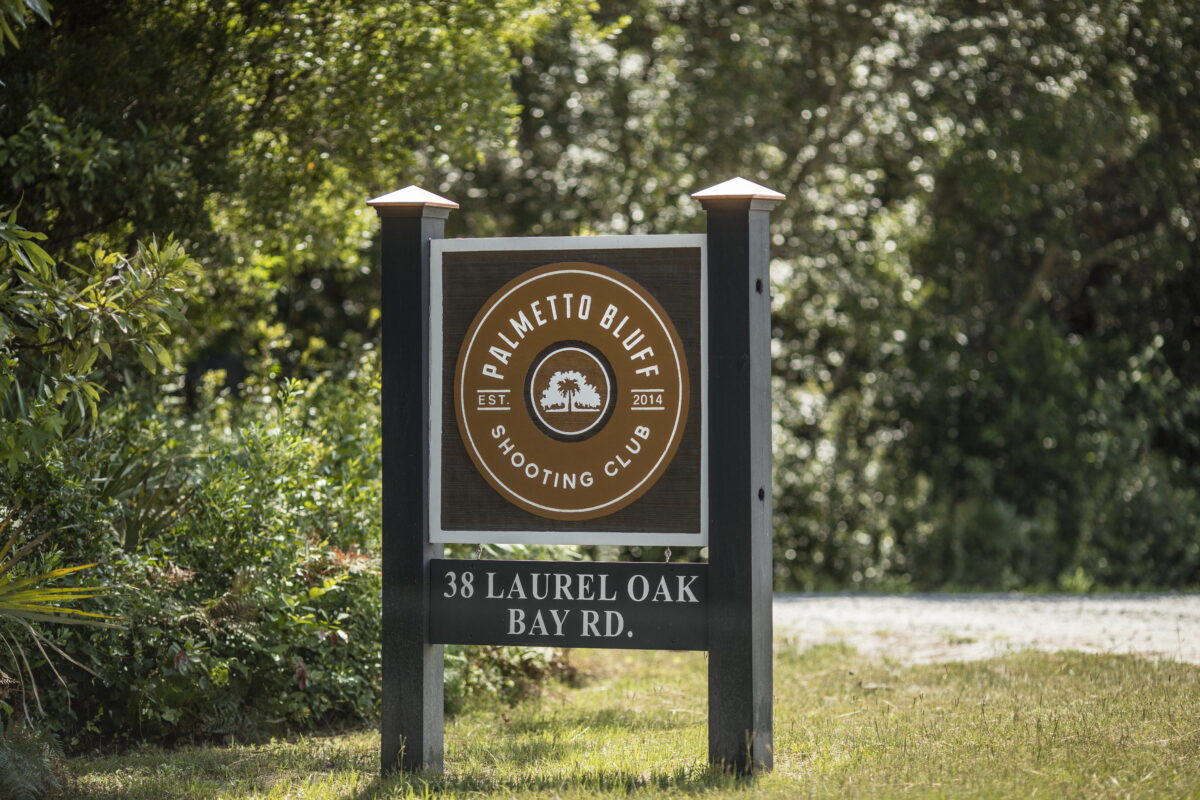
left=0, top=507, right=118, bottom=627
left=0, top=506, right=117, bottom=623
left=0, top=504, right=121, bottom=721
left=0, top=565, right=118, bottom=627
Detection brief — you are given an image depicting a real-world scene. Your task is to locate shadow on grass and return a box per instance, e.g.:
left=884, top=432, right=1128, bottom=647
left=495, top=734, right=573, bottom=762
left=507, top=706, right=694, bottom=734
left=67, top=731, right=751, bottom=800
left=65, top=735, right=376, bottom=800
left=346, top=763, right=758, bottom=800
left=68, top=742, right=260, bottom=780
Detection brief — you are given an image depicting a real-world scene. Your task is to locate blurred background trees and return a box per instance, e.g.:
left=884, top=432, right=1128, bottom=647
left=451, top=0, right=1199, bottom=592
left=0, top=0, right=1197, bottom=749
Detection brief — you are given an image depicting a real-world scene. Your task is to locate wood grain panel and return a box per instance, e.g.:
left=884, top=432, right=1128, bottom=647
left=439, top=247, right=702, bottom=535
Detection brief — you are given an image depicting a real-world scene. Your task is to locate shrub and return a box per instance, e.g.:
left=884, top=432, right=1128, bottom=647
left=7, top=348, right=575, bottom=748
left=0, top=726, right=64, bottom=800
left=444, top=645, right=579, bottom=715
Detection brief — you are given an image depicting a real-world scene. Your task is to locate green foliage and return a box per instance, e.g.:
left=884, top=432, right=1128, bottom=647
left=459, top=0, right=1200, bottom=591
left=20, top=359, right=384, bottom=745
left=0, top=0, right=603, bottom=749
left=0, top=0, right=606, bottom=371
left=0, top=208, right=193, bottom=470
left=0, top=506, right=118, bottom=716
left=2, top=350, right=574, bottom=746
left=0, top=0, right=49, bottom=54
left=444, top=645, right=578, bottom=715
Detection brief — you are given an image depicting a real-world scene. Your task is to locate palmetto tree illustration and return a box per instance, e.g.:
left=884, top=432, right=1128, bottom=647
left=558, top=376, right=580, bottom=409
left=540, top=370, right=601, bottom=413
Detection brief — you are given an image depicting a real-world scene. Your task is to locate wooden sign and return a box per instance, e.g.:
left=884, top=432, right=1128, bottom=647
left=369, top=177, right=782, bottom=778
left=430, top=237, right=706, bottom=545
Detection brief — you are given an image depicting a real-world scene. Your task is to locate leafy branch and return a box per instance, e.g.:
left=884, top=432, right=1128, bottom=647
left=0, top=207, right=197, bottom=470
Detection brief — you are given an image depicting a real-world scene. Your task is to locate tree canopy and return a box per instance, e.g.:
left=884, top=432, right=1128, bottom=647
left=1, top=0, right=606, bottom=367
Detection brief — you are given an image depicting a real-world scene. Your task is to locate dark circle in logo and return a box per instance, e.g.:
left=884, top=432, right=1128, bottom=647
left=524, top=340, right=617, bottom=442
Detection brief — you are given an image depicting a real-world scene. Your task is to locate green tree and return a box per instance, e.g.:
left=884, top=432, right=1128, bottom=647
left=0, top=0, right=606, bottom=370
left=459, top=0, right=1200, bottom=590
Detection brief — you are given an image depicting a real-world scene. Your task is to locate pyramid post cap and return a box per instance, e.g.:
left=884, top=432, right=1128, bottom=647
left=367, top=185, right=459, bottom=209
left=690, top=177, right=785, bottom=202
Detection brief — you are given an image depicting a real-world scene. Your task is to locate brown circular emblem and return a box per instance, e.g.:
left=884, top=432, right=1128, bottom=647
left=454, top=262, right=689, bottom=520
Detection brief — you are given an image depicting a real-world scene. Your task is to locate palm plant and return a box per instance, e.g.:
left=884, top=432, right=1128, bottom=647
left=0, top=504, right=118, bottom=721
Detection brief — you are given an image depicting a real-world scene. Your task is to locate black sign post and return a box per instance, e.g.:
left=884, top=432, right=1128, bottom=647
left=370, top=178, right=782, bottom=776
left=693, top=179, right=783, bottom=773
left=369, top=186, right=459, bottom=774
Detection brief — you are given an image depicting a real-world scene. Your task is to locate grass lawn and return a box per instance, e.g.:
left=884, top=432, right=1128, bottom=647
left=66, top=644, right=1200, bottom=799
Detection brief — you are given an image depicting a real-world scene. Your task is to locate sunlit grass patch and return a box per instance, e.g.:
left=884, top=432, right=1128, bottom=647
left=65, top=646, right=1200, bottom=799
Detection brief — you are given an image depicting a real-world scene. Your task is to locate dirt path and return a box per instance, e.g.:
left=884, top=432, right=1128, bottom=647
left=773, top=593, right=1200, bottom=664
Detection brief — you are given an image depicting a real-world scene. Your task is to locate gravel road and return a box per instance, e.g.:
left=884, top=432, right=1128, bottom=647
left=773, top=593, right=1200, bottom=664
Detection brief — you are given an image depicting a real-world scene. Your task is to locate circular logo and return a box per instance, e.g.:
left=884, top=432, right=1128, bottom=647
left=526, top=342, right=615, bottom=441
left=454, top=262, right=689, bottom=520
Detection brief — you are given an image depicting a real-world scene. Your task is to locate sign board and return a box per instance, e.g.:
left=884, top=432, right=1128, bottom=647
left=430, top=236, right=707, bottom=546
left=430, top=559, right=707, bottom=650
left=369, top=177, right=781, bottom=777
